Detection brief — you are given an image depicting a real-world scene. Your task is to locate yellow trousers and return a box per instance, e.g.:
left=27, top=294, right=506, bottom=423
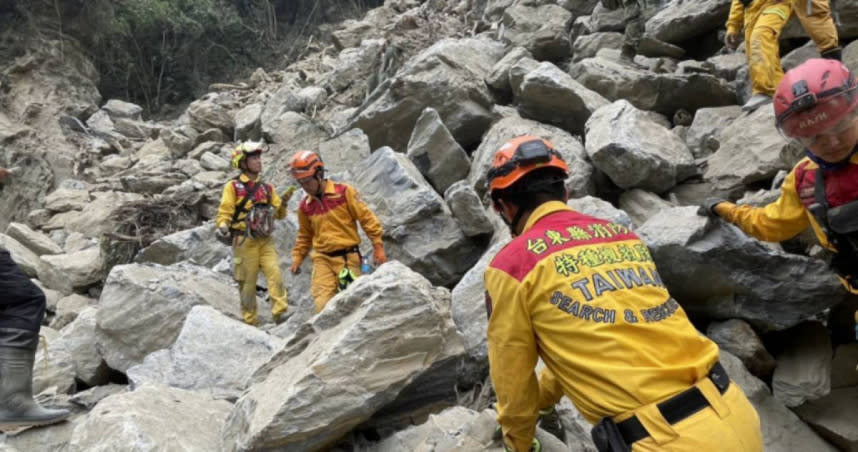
left=536, top=368, right=762, bottom=451
left=233, top=236, right=288, bottom=325
left=792, top=0, right=838, bottom=53
left=311, top=251, right=361, bottom=313
left=745, top=2, right=791, bottom=96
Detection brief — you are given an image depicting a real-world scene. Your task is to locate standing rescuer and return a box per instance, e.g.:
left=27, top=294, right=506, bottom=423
left=288, top=150, right=386, bottom=313
left=701, top=58, right=858, bottom=344
left=484, top=136, right=762, bottom=452
left=0, top=167, right=70, bottom=430
left=216, top=141, right=292, bottom=326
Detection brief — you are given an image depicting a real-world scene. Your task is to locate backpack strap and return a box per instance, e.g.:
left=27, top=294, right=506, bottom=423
left=229, top=177, right=264, bottom=229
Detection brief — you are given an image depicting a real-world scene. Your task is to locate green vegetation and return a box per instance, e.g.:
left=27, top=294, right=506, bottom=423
left=5, top=0, right=382, bottom=115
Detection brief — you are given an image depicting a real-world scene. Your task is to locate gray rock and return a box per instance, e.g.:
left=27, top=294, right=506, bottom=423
left=262, top=110, right=327, bottom=148
left=585, top=100, right=694, bottom=193
left=58, top=307, right=111, bottom=387
left=721, top=351, right=837, bottom=452
left=44, top=188, right=90, bottom=213
left=469, top=115, right=595, bottom=198
left=794, top=387, right=858, bottom=451
left=638, top=35, right=685, bottom=59
left=572, top=32, right=623, bottom=62
left=570, top=56, right=737, bottom=116
left=187, top=140, right=224, bottom=160
left=326, top=39, right=385, bottom=102
left=686, top=105, right=743, bottom=158
left=0, top=233, right=40, bottom=277
left=318, top=128, right=372, bottom=176
left=95, top=262, right=238, bottom=372
left=332, top=20, right=377, bottom=50
left=102, top=99, right=143, bottom=120
left=113, top=118, right=159, bottom=140
left=5, top=222, right=63, bottom=255
left=406, top=107, right=470, bottom=194
left=162, top=125, right=200, bottom=158
left=645, top=0, right=732, bottom=44
left=222, top=262, right=466, bottom=452
left=508, top=56, right=541, bottom=99
left=67, top=384, right=231, bottom=452
left=85, top=109, right=116, bottom=136
left=350, top=147, right=481, bottom=286
left=127, top=306, right=284, bottom=399
left=350, top=37, right=504, bottom=152
left=188, top=98, right=235, bottom=135
left=200, top=151, right=230, bottom=171
left=782, top=41, right=819, bottom=72
left=772, top=322, right=832, bottom=407
left=831, top=344, right=858, bottom=389
left=50, top=293, right=93, bottom=330
left=37, top=247, right=104, bottom=295
left=567, top=196, right=632, bottom=228
left=502, top=3, right=572, bottom=60
left=33, top=327, right=75, bottom=395
left=707, top=52, right=747, bottom=81
left=444, top=181, right=494, bottom=237
left=135, top=223, right=229, bottom=268
left=704, top=106, right=800, bottom=191
left=486, top=46, right=533, bottom=95
left=233, top=103, right=263, bottom=141
left=636, top=207, right=843, bottom=331
left=707, top=319, right=776, bottom=379
left=516, top=61, right=609, bottom=136
left=618, top=189, right=675, bottom=228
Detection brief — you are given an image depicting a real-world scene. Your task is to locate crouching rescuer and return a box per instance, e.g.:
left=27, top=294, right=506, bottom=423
left=216, top=141, right=292, bottom=326
left=483, top=136, right=763, bottom=451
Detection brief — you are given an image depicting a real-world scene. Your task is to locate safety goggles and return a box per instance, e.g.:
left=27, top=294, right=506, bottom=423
left=793, top=114, right=858, bottom=147
left=486, top=139, right=561, bottom=182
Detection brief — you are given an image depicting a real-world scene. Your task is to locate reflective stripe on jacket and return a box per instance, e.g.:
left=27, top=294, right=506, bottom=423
left=292, top=180, right=383, bottom=261
left=485, top=201, right=720, bottom=452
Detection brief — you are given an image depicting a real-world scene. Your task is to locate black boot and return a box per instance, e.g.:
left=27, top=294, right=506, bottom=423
left=537, top=405, right=566, bottom=442
left=821, top=47, right=842, bottom=61
left=0, top=330, right=69, bottom=429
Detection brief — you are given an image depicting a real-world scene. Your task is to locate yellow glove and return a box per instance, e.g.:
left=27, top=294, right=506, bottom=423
left=281, top=185, right=297, bottom=202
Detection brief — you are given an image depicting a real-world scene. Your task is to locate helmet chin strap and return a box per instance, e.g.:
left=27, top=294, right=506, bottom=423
left=313, top=170, right=325, bottom=198
left=806, top=144, right=858, bottom=170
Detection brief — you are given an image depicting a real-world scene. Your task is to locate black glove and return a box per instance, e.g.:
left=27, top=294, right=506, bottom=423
left=698, top=198, right=727, bottom=218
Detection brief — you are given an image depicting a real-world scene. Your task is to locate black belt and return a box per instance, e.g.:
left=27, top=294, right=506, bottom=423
left=320, top=246, right=359, bottom=258
left=617, top=362, right=731, bottom=445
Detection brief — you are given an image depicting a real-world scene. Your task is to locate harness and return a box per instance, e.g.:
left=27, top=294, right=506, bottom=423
left=322, top=246, right=362, bottom=291
left=230, top=177, right=275, bottom=243
left=808, top=167, right=858, bottom=288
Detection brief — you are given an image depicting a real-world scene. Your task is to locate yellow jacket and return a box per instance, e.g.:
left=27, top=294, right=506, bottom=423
left=485, top=201, right=720, bottom=452
left=292, top=180, right=383, bottom=262
left=715, top=153, right=858, bottom=294
left=216, top=173, right=287, bottom=231
left=726, top=0, right=789, bottom=34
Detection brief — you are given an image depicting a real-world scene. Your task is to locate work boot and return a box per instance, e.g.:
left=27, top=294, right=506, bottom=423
left=742, top=94, right=772, bottom=112
left=0, top=346, right=70, bottom=430
left=821, top=47, right=842, bottom=61
left=537, top=406, right=566, bottom=442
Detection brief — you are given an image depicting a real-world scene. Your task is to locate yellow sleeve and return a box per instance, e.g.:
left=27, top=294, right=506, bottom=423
left=345, top=185, right=384, bottom=246
left=717, top=169, right=810, bottom=242
left=485, top=267, right=539, bottom=452
left=726, top=0, right=745, bottom=34
left=269, top=185, right=287, bottom=220
left=291, top=205, right=313, bottom=262
left=537, top=367, right=564, bottom=411
left=215, top=182, right=237, bottom=229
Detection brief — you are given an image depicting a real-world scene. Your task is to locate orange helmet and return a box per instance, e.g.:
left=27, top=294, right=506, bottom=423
left=289, top=150, right=324, bottom=179
left=231, top=141, right=266, bottom=169
left=487, top=135, right=568, bottom=194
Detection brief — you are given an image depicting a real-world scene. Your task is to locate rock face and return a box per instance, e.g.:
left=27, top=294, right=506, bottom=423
left=445, top=181, right=494, bottom=238
left=222, top=262, right=465, bottom=452
left=95, top=262, right=238, bottom=372
left=772, top=322, right=832, bottom=407
left=5, top=222, right=63, bottom=255
left=637, top=207, right=843, bottom=331
left=794, top=387, right=858, bottom=452
left=707, top=319, right=776, bottom=379
left=67, top=384, right=231, bottom=452
left=135, top=223, right=229, bottom=268
left=127, top=306, right=284, bottom=399
left=585, top=100, right=694, bottom=193
left=350, top=147, right=482, bottom=287
left=501, top=3, right=573, bottom=61
left=645, top=0, right=732, bottom=44
left=37, top=247, right=105, bottom=294
left=406, top=107, right=471, bottom=195
left=351, top=37, right=504, bottom=152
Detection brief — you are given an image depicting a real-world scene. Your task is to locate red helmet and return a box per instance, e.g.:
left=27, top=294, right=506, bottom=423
left=487, top=135, right=568, bottom=194
left=774, top=58, right=858, bottom=138
left=289, top=150, right=323, bottom=179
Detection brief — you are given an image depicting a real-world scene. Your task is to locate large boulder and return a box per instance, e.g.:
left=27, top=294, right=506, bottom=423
left=485, top=46, right=533, bottom=96
left=127, top=306, right=284, bottom=399
left=645, top=0, right=732, bottom=44
left=350, top=147, right=482, bottom=287
left=96, top=262, right=237, bottom=372
left=501, top=3, right=573, bottom=60
left=43, top=191, right=145, bottom=238
left=233, top=103, right=263, bottom=141
left=444, top=181, right=494, bottom=238
left=468, top=116, right=595, bottom=198
left=318, top=128, right=372, bottom=176
left=772, top=322, right=832, bottom=407
left=636, top=207, right=844, bottom=331
left=569, top=56, right=736, bottom=116
left=5, top=222, right=63, bottom=255
left=707, top=318, right=776, bottom=379
left=515, top=61, right=609, bottom=136
left=572, top=32, right=624, bottom=62
left=794, top=387, right=858, bottom=451
left=67, top=384, right=231, bottom=452
left=188, top=98, right=235, bottom=135
left=618, top=189, right=675, bottom=228
left=222, top=262, right=466, bottom=451
left=135, top=223, right=229, bottom=268
left=686, top=105, right=743, bottom=158
left=350, top=37, right=505, bottom=152
left=37, top=247, right=104, bottom=294
left=0, top=233, right=40, bottom=277
left=567, top=196, right=632, bottom=228
left=57, top=307, right=111, bottom=387
left=585, top=100, right=694, bottom=193
left=406, top=107, right=470, bottom=194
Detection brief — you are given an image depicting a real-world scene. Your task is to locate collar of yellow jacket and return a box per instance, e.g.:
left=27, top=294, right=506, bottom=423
left=306, top=179, right=336, bottom=200
left=238, top=173, right=261, bottom=184
left=522, top=200, right=572, bottom=233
